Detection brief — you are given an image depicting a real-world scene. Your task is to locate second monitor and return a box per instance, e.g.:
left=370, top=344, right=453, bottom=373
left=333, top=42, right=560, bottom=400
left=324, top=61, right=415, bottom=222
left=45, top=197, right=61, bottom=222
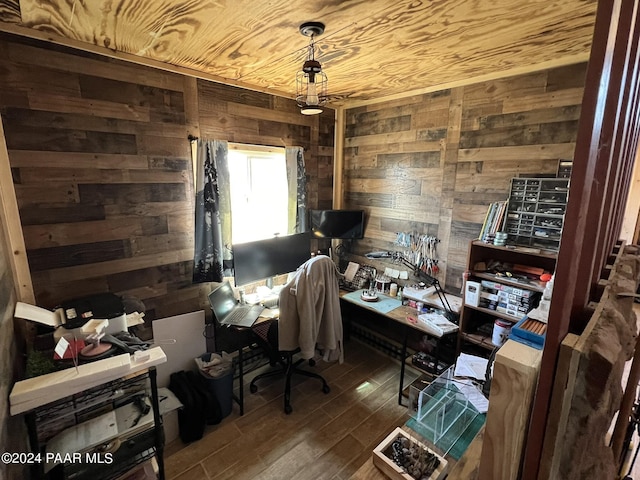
left=232, top=232, right=311, bottom=287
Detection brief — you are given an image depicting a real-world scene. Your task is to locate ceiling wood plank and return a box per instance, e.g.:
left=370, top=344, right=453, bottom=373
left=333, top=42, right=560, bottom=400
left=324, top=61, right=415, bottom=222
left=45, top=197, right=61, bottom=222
left=1, top=0, right=597, bottom=104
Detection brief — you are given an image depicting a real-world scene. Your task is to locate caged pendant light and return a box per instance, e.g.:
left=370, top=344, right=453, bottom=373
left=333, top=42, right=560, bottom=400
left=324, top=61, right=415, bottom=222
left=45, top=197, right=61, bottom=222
left=296, top=22, right=328, bottom=115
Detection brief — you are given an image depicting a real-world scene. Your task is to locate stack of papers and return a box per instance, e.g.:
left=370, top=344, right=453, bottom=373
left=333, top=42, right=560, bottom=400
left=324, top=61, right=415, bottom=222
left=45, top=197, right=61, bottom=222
left=455, top=378, right=489, bottom=414
left=417, top=312, right=459, bottom=337
left=454, top=353, right=489, bottom=381
left=453, top=353, right=490, bottom=413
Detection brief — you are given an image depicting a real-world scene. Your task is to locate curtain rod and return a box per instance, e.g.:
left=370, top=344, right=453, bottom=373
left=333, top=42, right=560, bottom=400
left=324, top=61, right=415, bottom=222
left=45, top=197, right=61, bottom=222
left=188, top=136, right=304, bottom=151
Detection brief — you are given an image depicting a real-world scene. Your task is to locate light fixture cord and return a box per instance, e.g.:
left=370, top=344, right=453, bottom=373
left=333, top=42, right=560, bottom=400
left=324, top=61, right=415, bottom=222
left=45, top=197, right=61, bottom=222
left=308, top=35, right=316, bottom=61
left=234, top=22, right=356, bottom=82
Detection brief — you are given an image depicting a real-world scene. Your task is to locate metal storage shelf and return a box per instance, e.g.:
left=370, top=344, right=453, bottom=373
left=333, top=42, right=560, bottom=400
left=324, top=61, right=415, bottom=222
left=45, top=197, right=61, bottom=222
left=23, top=367, right=165, bottom=480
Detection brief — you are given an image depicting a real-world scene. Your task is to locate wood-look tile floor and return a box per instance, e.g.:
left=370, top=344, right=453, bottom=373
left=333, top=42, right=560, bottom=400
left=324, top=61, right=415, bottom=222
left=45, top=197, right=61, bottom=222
left=163, top=339, right=417, bottom=480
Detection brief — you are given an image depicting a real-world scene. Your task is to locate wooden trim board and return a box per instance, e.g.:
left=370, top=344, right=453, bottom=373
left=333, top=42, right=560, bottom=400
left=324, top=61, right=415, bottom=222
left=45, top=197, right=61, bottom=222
left=0, top=113, right=34, bottom=303
left=478, top=340, right=542, bottom=480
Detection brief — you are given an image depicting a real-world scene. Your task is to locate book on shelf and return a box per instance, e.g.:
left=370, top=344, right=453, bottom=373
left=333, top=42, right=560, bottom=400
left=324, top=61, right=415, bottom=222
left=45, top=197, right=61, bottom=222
left=479, top=201, right=507, bottom=241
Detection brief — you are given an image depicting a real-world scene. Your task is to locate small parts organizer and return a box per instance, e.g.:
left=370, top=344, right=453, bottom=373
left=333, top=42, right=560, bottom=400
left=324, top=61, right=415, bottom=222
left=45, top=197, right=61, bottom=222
left=505, top=177, right=569, bottom=251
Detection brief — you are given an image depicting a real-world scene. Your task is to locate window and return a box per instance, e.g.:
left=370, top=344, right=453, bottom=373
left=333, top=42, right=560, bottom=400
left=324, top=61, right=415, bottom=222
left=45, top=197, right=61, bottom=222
left=228, top=145, right=289, bottom=244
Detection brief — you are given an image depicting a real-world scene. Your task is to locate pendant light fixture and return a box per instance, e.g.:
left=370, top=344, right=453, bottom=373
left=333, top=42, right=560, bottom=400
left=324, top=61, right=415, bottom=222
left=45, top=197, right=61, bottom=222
left=296, top=22, right=328, bottom=115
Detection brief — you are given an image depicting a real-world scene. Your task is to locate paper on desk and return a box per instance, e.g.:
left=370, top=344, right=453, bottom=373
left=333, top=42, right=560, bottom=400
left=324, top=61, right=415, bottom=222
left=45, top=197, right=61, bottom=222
left=383, top=267, right=401, bottom=279
left=259, top=308, right=279, bottom=319
left=454, top=353, right=489, bottom=381
left=456, top=378, right=489, bottom=414
left=344, top=262, right=360, bottom=282
left=417, top=312, right=458, bottom=337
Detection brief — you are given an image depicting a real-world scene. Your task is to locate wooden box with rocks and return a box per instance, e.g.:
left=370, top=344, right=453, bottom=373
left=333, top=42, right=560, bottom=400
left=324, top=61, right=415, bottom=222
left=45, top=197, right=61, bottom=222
left=373, top=427, right=448, bottom=480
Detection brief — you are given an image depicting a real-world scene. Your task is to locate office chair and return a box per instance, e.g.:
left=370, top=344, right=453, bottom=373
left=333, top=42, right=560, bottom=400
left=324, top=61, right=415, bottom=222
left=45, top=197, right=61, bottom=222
left=249, top=255, right=342, bottom=414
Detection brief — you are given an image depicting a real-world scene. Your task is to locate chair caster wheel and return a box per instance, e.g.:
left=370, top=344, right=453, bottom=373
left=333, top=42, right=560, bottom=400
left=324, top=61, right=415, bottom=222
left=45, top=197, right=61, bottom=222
left=309, top=359, right=316, bottom=367
left=322, top=384, right=330, bottom=394
left=250, top=384, right=258, bottom=394
left=285, top=404, right=292, bottom=414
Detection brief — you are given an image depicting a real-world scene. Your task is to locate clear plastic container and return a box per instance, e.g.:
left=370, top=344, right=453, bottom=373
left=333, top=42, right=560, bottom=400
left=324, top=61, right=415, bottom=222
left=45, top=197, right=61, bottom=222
left=411, top=366, right=480, bottom=455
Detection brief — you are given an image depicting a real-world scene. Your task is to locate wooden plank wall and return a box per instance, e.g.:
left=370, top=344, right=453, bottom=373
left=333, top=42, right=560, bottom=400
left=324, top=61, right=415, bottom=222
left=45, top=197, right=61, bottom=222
left=0, top=33, right=334, bottom=321
left=343, top=63, right=586, bottom=292
left=0, top=0, right=19, bottom=23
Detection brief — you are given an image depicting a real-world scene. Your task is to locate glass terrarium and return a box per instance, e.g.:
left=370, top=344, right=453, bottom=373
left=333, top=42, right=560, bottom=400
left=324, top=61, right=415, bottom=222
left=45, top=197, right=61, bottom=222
left=410, top=366, right=480, bottom=455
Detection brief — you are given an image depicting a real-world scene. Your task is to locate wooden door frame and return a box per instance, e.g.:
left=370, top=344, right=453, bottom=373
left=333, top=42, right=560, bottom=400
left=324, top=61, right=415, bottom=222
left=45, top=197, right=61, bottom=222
left=523, top=1, right=640, bottom=477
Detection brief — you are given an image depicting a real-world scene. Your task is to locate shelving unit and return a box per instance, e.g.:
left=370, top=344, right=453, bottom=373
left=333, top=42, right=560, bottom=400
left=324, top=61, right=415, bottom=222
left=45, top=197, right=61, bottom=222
left=505, top=177, right=569, bottom=251
left=10, top=349, right=167, bottom=480
left=458, top=241, right=557, bottom=357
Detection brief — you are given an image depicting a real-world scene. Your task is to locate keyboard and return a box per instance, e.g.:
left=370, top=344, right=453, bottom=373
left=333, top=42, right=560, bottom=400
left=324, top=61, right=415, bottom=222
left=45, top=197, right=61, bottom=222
left=224, top=305, right=251, bottom=325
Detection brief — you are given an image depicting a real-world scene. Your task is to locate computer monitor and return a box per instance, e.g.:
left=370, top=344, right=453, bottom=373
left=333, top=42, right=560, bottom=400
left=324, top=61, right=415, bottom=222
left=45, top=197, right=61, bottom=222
left=232, top=232, right=311, bottom=287
left=309, top=209, right=365, bottom=239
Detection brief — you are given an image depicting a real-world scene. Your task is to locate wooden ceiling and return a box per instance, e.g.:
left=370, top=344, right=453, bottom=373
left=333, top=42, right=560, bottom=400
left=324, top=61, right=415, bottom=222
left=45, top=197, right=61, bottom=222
left=0, top=0, right=597, bottom=105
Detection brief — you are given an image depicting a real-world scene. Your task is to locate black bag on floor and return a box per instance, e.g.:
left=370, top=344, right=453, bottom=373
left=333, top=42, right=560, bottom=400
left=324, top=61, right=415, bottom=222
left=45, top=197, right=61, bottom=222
left=185, top=370, right=223, bottom=426
left=169, top=371, right=205, bottom=443
left=168, top=370, right=224, bottom=443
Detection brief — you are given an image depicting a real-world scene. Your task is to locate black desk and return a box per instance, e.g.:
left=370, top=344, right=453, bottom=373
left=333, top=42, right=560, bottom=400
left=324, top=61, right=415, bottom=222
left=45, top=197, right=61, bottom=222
left=231, top=316, right=277, bottom=415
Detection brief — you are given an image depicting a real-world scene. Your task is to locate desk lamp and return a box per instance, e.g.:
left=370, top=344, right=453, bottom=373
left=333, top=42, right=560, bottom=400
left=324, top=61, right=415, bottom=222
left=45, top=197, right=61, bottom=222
left=366, top=251, right=457, bottom=322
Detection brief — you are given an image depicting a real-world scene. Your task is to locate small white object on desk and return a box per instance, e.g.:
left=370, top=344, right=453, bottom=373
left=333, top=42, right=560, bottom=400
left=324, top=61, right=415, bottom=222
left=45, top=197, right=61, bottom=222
left=360, top=291, right=379, bottom=302
left=402, top=285, right=437, bottom=302
left=133, top=350, right=151, bottom=362
left=81, top=318, right=109, bottom=335
left=417, top=312, right=459, bottom=337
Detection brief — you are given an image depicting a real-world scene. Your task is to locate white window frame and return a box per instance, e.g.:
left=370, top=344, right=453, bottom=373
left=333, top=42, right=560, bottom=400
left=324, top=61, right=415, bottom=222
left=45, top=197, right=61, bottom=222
left=227, top=143, right=288, bottom=244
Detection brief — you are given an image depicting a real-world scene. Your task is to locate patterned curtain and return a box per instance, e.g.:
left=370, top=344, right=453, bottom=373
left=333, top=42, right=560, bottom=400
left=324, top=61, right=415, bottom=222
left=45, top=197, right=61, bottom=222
left=192, top=139, right=233, bottom=283
left=285, top=146, right=307, bottom=234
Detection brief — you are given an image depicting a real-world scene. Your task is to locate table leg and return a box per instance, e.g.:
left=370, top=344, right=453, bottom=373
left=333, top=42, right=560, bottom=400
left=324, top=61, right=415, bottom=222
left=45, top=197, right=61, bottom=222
left=149, top=367, right=165, bottom=480
left=238, top=343, right=244, bottom=415
left=398, top=325, right=409, bottom=406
